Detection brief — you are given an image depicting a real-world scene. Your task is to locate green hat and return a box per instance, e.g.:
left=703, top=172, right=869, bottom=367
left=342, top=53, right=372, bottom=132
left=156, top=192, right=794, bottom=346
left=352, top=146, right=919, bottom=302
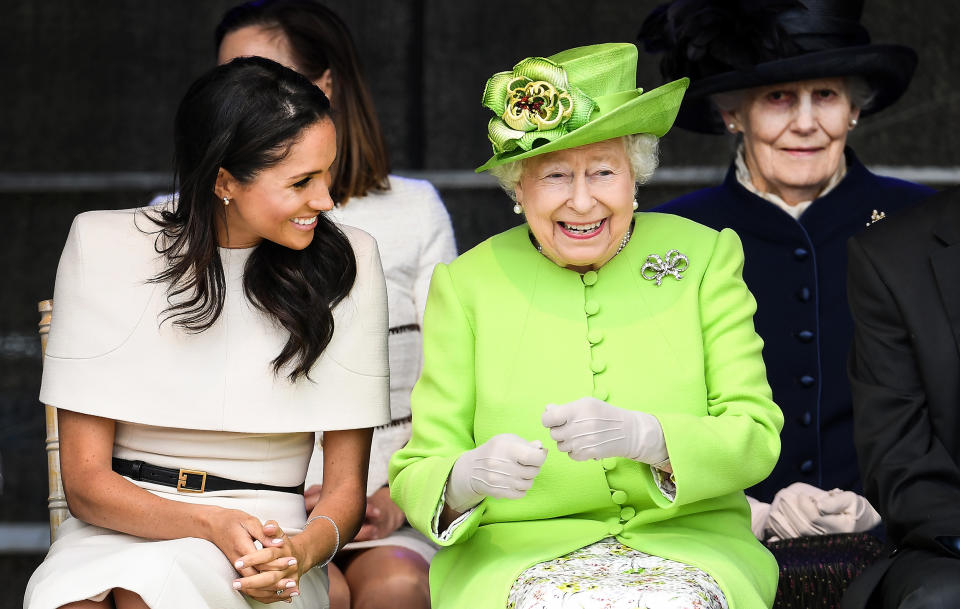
left=476, top=43, right=689, bottom=173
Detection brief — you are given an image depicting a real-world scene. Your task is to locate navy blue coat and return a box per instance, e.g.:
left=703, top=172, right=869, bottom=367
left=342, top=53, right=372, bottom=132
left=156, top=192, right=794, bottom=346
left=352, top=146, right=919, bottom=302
left=654, top=149, right=934, bottom=502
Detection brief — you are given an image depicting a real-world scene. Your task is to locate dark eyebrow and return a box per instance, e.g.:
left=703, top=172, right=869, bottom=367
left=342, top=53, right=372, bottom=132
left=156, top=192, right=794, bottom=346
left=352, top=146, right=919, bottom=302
left=288, top=169, right=322, bottom=181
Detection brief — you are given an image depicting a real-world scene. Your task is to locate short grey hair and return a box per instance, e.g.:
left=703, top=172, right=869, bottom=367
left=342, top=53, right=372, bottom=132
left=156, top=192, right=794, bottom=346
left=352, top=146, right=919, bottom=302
left=488, top=133, right=660, bottom=202
left=710, top=75, right=878, bottom=115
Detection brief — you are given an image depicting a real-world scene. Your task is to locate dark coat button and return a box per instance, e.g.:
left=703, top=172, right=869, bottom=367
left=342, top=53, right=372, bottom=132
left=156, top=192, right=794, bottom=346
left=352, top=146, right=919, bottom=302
left=794, top=248, right=809, bottom=260
left=797, top=287, right=811, bottom=302
left=800, top=459, right=814, bottom=473
left=801, top=411, right=812, bottom=426
left=800, top=375, right=816, bottom=387
left=796, top=330, right=814, bottom=343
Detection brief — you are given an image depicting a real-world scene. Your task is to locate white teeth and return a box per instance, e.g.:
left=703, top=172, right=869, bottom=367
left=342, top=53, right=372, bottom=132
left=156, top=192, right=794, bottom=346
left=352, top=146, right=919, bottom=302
left=293, top=216, right=317, bottom=226
left=561, top=220, right=602, bottom=233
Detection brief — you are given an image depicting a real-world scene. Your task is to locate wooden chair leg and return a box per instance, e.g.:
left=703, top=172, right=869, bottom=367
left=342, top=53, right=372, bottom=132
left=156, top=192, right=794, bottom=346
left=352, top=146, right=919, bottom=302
left=38, top=299, right=67, bottom=541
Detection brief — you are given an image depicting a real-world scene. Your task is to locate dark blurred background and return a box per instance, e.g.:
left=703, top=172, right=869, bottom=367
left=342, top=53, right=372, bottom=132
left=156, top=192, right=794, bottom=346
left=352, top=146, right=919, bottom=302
left=2, top=0, right=958, bottom=601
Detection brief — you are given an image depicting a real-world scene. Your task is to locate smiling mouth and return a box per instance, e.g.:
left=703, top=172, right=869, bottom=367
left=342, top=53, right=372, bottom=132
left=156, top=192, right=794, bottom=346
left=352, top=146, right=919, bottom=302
left=558, top=219, right=606, bottom=238
left=291, top=216, right=318, bottom=226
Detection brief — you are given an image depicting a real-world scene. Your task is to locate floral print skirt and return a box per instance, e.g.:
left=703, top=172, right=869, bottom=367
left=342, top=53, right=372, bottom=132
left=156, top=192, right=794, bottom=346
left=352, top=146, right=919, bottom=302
left=507, top=538, right=728, bottom=609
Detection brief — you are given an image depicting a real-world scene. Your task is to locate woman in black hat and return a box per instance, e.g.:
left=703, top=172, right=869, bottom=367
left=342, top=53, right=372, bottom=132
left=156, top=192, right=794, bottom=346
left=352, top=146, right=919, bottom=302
left=639, top=0, right=934, bottom=540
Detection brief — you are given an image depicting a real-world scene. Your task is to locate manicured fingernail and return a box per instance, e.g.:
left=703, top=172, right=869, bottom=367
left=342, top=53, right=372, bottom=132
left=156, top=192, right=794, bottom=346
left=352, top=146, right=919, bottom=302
left=286, top=581, right=297, bottom=589
left=290, top=591, right=300, bottom=597
left=234, top=560, right=244, bottom=568
left=288, top=558, right=298, bottom=566
left=272, top=537, right=284, bottom=545
left=232, top=581, right=241, bottom=590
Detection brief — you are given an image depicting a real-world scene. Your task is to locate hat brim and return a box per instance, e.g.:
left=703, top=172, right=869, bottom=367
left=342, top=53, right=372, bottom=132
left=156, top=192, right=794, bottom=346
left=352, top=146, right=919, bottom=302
left=676, top=44, right=918, bottom=134
left=476, top=77, right=689, bottom=173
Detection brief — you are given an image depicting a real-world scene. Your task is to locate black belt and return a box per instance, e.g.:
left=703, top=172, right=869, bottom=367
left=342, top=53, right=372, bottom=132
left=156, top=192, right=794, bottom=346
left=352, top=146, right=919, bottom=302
left=112, top=458, right=303, bottom=495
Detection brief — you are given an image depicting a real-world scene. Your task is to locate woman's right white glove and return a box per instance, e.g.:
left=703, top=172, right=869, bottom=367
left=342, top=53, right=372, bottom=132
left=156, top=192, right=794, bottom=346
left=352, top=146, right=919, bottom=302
left=445, top=433, right=547, bottom=513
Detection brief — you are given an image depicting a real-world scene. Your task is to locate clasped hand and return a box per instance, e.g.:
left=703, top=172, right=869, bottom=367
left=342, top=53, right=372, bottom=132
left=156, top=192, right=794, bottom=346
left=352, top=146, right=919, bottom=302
left=542, top=397, right=667, bottom=463
left=212, top=509, right=320, bottom=603
left=446, top=398, right=666, bottom=511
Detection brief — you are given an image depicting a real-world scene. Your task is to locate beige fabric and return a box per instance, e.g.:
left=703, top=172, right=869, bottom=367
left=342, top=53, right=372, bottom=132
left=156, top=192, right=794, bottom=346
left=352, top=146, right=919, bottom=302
left=734, top=144, right=847, bottom=219
left=40, top=207, right=390, bottom=433
left=25, top=425, right=328, bottom=609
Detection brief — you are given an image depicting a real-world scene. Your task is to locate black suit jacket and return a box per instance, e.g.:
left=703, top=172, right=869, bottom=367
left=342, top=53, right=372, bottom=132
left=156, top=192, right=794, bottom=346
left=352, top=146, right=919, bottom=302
left=843, top=187, right=960, bottom=608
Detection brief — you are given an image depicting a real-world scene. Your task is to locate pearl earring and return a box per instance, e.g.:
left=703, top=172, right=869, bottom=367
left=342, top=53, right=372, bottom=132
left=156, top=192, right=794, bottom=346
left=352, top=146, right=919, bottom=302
left=632, top=199, right=639, bottom=211
left=513, top=203, right=523, bottom=215
left=727, top=123, right=736, bottom=132
left=223, top=197, right=230, bottom=206
left=849, top=118, right=858, bottom=128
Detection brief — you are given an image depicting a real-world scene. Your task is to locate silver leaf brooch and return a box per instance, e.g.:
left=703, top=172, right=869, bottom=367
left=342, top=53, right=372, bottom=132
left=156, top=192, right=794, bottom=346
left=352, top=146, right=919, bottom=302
left=641, top=250, right=689, bottom=286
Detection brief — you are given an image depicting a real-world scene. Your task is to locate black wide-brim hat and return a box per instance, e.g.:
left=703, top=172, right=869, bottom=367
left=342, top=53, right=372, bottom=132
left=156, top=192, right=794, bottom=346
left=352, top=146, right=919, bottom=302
left=638, top=0, right=918, bottom=134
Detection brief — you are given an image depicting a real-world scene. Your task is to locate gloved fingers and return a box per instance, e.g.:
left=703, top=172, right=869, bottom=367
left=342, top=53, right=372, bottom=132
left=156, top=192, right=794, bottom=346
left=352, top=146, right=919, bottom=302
left=811, top=511, right=856, bottom=534
left=541, top=403, right=570, bottom=429
left=473, top=461, right=541, bottom=482
left=473, top=473, right=535, bottom=498
left=567, top=436, right=626, bottom=461
left=513, top=441, right=547, bottom=467
left=816, top=489, right=856, bottom=514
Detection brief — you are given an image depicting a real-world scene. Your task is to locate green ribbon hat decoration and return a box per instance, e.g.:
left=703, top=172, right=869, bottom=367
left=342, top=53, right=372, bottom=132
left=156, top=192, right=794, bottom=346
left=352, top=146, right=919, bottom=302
left=476, top=43, right=690, bottom=173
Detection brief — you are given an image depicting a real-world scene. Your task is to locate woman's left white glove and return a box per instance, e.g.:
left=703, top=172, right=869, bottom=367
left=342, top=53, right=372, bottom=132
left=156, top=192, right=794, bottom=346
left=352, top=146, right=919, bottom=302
left=541, top=398, right=667, bottom=464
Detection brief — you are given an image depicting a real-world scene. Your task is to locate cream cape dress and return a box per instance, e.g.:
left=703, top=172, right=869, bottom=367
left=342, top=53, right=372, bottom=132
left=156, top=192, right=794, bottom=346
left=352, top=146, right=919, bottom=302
left=24, top=207, right=390, bottom=609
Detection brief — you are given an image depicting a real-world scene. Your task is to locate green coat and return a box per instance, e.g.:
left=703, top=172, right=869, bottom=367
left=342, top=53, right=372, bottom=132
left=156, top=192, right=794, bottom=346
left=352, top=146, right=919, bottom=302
left=389, top=212, right=783, bottom=608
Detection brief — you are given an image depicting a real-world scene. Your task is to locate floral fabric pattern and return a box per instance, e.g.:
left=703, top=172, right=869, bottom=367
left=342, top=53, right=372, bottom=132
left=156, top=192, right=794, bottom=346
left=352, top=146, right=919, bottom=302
left=507, top=538, right=728, bottom=609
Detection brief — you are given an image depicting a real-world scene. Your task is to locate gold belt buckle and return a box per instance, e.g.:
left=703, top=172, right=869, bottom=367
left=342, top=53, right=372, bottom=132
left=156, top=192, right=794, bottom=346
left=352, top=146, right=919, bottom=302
left=177, top=469, right=207, bottom=493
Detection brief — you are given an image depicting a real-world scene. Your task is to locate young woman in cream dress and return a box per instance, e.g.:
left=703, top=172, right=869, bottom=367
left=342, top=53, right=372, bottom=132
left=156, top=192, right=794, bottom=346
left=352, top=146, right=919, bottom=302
left=24, top=57, right=388, bottom=609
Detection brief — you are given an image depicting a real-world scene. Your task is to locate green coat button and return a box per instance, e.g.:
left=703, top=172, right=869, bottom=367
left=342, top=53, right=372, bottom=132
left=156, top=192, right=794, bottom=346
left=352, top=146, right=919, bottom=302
left=587, top=330, right=604, bottom=344
left=620, top=507, right=636, bottom=520
left=582, top=270, right=598, bottom=286
left=584, top=300, right=600, bottom=315
left=608, top=523, right=624, bottom=536
left=590, top=359, right=606, bottom=373
left=611, top=490, right=627, bottom=504
left=601, top=457, right=617, bottom=471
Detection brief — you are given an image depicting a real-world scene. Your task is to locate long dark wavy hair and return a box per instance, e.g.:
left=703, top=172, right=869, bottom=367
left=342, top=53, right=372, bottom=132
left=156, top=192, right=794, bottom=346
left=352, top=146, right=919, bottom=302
left=149, top=56, right=356, bottom=382
left=215, top=0, right=391, bottom=204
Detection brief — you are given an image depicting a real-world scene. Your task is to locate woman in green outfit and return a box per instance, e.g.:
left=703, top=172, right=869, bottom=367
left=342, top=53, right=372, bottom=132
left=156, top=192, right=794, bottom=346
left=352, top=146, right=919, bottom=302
left=389, top=43, right=784, bottom=609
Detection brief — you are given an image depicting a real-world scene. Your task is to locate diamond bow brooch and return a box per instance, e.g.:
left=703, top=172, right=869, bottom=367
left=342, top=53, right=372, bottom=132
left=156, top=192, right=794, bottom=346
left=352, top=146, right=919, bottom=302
left=641, top=250, right=689, bottom=286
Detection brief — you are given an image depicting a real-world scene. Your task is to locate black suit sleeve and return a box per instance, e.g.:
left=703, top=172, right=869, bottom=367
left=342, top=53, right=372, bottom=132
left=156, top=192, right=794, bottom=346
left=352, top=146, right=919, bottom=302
left=847, top=237, right=960, bottom=552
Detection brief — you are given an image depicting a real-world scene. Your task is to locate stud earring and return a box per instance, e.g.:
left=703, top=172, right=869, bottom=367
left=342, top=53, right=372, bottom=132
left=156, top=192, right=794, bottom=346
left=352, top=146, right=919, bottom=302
left=849, top=118, right=858, bottom=128
left=727, top=123, right=736, bottom=132
left=513, top=203, right=523, bottom=215
left=223, top=197, right=230, bottom=206
left=632, top=199, right=639, bottom=211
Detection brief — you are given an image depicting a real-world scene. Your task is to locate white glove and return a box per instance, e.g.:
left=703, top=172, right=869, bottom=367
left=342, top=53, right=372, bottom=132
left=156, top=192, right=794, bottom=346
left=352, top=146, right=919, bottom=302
left=746, top=495, right=772, bottom=540
left=766, top=482, right=882, bottom=541
left=445, top=434, right=547, bottom=513
left=541, top=398, right=668, bottom=464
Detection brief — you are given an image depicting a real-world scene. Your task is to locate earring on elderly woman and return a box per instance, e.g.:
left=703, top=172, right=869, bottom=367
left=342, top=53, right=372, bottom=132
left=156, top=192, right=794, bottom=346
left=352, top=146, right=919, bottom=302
left=632, top=200, right=639, bottom=211
left=849, top=118, right=858, bottom=128
left=727, top=123, right=736, bottom=132
left=223, top=197, right=230, bottom=206
left=513, top=203, right=523, bottom=215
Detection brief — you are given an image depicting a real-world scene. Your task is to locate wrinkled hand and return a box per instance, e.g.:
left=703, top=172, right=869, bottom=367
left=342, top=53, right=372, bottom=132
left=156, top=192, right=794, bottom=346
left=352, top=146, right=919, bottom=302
left=542, top=398, right=667, bottom=463
left=354, top=486, right=406, bottom=542
left=232, top=521, right=314, bottom=603
left=446, top=433, right=547, bottom=512
left=304, top=484, right=323, bottom=513
left=766, top=482, right=882, bottom=540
